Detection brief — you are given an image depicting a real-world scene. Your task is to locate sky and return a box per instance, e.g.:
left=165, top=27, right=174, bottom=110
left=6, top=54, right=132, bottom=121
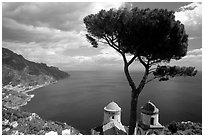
left=2, top=2, right=202, bottom=71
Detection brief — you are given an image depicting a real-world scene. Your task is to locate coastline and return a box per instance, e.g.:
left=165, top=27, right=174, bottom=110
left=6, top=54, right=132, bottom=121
left=2, top=79, right=82, bottom=135
left=2, top=79, right=202, bottom=135
left=2, top=81, right=55, bottom=110
left=24, top=81, right=54, bottom=93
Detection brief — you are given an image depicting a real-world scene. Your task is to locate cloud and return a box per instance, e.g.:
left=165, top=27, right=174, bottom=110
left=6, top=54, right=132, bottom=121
left=3, top=2, right=124, bottom=32
left=94, top=47, right=121, bottom=62
left=3, top=2, right=124, bottom=43
left=2, top=2, right=125, bottom=63
left=186, top=48, right=202, bottom=56
left=3, top=17, right=89, bottom=48
left=2, top=41, right=122, bottom=70
left=174, top=2, right=202, bottom=51
left=188, top=37, right=200, bottom=40
left=2, top=2, right=201, bottom=71
left=175, top=2, right=202, bottom=30
left=2, top=2, right=125, bottom=71
left=169, top=48, right=202, bottom=70
left=88, top=2, right=124, bottom=14
left=3, top=3, right=88, bottom=31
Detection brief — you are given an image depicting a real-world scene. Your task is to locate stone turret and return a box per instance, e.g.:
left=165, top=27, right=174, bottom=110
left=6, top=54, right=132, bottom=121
left=140, top=101, right=164, bottom=129
left=92, top=101, right=127, bottom=135
left=103, top=101, right=122, bottom=125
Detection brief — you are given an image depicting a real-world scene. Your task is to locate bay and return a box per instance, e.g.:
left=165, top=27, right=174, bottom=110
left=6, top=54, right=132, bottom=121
left=22, top=71, right=202, bottom=134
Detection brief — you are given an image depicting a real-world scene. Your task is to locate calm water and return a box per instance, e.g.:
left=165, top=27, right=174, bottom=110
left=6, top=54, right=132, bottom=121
left=22, top=71, right=202, bottom=134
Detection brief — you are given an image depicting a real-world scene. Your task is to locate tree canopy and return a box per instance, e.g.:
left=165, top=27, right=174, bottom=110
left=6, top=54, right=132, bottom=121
left=84, top=8, right=188, bottom=63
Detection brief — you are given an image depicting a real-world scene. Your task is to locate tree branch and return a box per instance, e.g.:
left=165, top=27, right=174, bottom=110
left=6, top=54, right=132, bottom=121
left=145, top=76, right=160, bottom=84
left=127, top=55, right=137, bottom=66
left=108, top=36, right=123, bottom=54
left=104, top=36, right=122, bottom=54
left=97, top=40, right=108, bottom=45
left=121, top=53, right=137, bottom=91
left=121, top=53, right=128, bottom=64
left=138, top=55, right=148, bottom=69
left=136, top=65, right=149, bottom=94
left=149, top=67, right=157, bottom=74
left=150, top=59, right=162, bottom=66
left=149, top=67, right=157, bottom=72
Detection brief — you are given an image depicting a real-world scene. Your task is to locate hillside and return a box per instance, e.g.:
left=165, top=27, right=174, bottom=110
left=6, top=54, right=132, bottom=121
left=2, top=48, right=82, bottom=135
left=2, top=47, right=69, bottom=86
left=2, top=107, right=81, bottom=135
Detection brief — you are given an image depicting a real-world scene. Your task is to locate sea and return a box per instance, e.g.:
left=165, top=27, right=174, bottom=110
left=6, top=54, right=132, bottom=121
left=21, top=71, right=202, bottom=134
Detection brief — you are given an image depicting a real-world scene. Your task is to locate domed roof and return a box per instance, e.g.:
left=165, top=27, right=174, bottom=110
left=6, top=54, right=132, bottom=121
left=141, top=101, right=159, bottom=115
left=104, top=101, right=121, bottom=112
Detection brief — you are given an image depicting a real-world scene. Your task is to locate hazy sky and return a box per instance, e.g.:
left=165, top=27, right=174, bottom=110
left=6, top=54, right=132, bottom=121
left=2, top=2, right=202, bottom=71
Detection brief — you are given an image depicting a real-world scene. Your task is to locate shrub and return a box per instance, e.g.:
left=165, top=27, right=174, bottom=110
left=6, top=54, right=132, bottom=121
left=168, top=121, right=178, bottom=134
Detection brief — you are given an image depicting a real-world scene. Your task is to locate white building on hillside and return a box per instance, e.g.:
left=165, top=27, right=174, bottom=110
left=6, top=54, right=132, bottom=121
left=103, top=101, right=122, bottom=125
left=140, top=101, right=164, bottom=129
left=92, top=101, right=128, bottom=135
left=92, top=101, right=164, bottom=135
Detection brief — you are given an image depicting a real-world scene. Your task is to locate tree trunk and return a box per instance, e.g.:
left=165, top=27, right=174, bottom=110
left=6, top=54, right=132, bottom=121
left=127, top=69, right=149, bottom=135
left=122, top=54, right=149, bottom=135
left=128, top=92, right=139, bottom=135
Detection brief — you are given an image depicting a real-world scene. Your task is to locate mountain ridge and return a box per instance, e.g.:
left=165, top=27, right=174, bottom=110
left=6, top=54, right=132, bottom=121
left=2, top=47, right=69, bottom=86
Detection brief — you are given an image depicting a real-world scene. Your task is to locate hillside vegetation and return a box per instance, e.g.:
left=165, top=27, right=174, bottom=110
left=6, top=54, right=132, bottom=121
left=2, top=48, right=69, bottom=86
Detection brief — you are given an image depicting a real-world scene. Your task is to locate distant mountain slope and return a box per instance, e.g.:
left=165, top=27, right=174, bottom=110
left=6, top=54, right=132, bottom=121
left=2, top=48, right=69, bottom=86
